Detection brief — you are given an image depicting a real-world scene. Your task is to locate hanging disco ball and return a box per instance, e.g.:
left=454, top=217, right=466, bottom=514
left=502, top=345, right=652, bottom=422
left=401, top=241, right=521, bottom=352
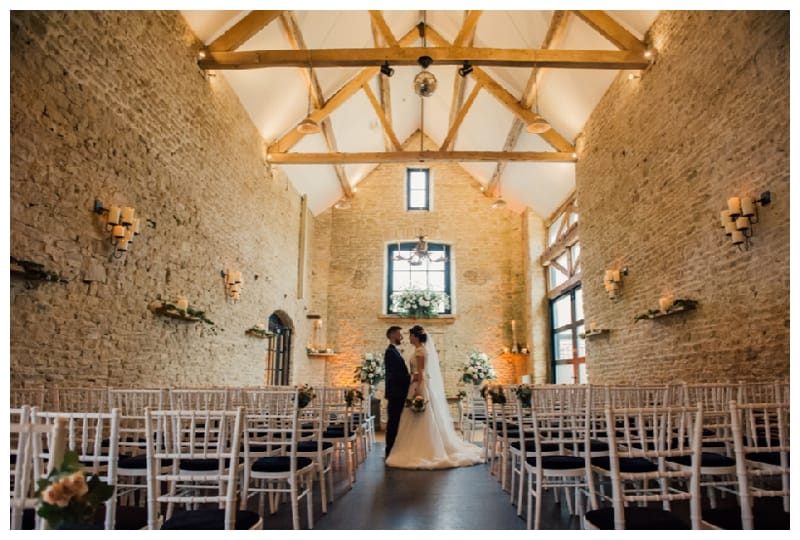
left=414, top=70, right=438, bottom=97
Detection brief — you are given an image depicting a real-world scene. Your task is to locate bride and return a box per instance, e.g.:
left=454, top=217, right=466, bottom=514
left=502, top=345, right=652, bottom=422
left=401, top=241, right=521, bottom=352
left=385, top=325, right=484, bottom=469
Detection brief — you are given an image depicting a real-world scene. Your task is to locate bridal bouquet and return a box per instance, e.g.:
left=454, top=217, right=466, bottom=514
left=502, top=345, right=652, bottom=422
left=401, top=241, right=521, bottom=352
left=390, top=288, right=450, bottom=318
left=461, top=350, right=495, bottom=385
left=353, top=352, right=385, bottom=388
left=36, top=449, right=113, bottom=529
left=405, top=394, right=428, bottom=413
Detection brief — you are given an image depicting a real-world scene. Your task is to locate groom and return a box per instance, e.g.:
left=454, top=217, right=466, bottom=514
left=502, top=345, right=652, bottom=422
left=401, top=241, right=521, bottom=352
left=383, top=326, right=410, bottom=458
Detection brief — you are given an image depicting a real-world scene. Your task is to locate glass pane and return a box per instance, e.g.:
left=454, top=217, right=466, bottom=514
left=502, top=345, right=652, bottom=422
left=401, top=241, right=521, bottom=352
left=392, top=274, right=411, bottom=291
left=549, top=265, right=567, bottom=288
left=409, top=273, right=427, bottom=289
left=568, top=211, right=578, bottom=226
left=574, top=287, right=584, bottom=321
left=571, top=242, right=580, bottom=261
left=409, top=190, right=427, bottom=208
left=427, top=259, right=445, bottom=271
left=576, top=324, right=585, bottom=357
left=556, top=252, right=569, bottom=274
left=548, top=214, right=564, bottom=246
left=555, top=363, right=575, bottom=384
left=552, top=295, right=572, bottom=329
left=577, top=362, right=587, bottom=384
left=427, top=273, right=445, bottom=291
left=409, top=173, right=427, bottom=189
left=554, top=330, right=573, bottom=361
left=393, top=257, right=410, bottom=272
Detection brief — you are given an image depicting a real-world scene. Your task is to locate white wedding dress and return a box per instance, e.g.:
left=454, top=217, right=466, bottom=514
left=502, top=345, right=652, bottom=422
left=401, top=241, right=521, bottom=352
left=384, top=337, right=484, bottom=469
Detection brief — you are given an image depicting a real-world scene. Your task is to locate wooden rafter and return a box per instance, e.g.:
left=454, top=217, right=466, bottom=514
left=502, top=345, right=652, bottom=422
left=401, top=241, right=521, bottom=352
left=573, top=10, right=646, bottom=52
left=423, top=25, right=574, bottom=154
left=207, top=11, right=284, bottom=52
left=199, top=47, right=651, bottom=70
left=370, top=13, right=396, bottom=153
left=362, top=83, right=402, bottom=151
left=440, top=83, right=481, bottom=152
left=267, top=27, right=420, bottom=154
left=368, top=11, right=399, bottom=46
left=279, top=12, right=352, bottom=198
left=446, top=10, right=482, bottom=151
left=486, top=11, right=570, bottom=198
left=266, top=151, right=576, bottom=164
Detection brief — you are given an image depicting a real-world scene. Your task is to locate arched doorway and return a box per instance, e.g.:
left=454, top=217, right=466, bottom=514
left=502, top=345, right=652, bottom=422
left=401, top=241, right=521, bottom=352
left=265, top=311, right=293, bottom=386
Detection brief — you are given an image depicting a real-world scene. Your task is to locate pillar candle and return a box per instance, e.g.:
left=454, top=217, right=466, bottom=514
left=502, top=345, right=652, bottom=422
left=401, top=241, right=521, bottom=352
left=116, top=237, right=129, bottom=251
left=719, top=209, right=731, bottom=227
left=176, top=297, right=188, bottom=311
left=740, top=197, right=755, bottom=217
left=727, top=197, right=741, bottom=216
left=112, top=224, right=125, bottom=238
left=232, top=291, right=240, bottom=301
left=132, top=217, right=141, bottom=235
left=225, top=270, right=234, bottom=284
left=107, top=206, right=121, bottom=225
left=611, top=270, right=620, bottom=282
left=724, top=221, right=737, bottom=236
left=659, top=297, right=671, bottom=312
left=735, top=216, right=750, bottom=231
left=120, top=207, right=135, bottom=225
left=521, top=374, right=532, bottom=385
left=731, top=230, right=745, bottom=245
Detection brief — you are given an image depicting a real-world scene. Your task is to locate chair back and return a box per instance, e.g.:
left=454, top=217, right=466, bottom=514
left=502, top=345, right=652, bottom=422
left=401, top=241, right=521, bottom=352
left=169, top=388, right=230, bottom=410
left=10, top=387, right=47, bottom=409
left=52, top=386, right=110, bottom=412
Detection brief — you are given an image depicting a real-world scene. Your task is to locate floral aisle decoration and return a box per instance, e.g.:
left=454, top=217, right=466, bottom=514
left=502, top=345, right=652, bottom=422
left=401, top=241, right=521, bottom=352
left=461, top=350, right=496, bottom=385
left=344, top=388, right=364, bottom=407
left=390, top=288, right=450, bottom=318
left=245, top=323, right=272, bottom=338
left=353, top=352, right=385, bottom=390
left=480, top=381, right=506, bottom=404
left=514, top=384, right=533, bottom=407
left=405, top=394, right=428, bottom=413
left=36, top=449, right=113, bottom=529
left=296, top=384, right=315, bottom=409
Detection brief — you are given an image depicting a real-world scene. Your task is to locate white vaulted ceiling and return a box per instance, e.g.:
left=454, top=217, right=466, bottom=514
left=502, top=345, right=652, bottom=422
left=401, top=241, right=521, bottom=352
left=181, top=10, right=659, bottom=216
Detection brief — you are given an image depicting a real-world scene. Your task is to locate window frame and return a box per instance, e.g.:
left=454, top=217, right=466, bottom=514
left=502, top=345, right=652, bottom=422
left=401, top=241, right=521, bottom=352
left=386, top=242, right=452, bottom=315
left=405, top=168, right=431, bottom=211
left=550, top=284, right=585, bottom=384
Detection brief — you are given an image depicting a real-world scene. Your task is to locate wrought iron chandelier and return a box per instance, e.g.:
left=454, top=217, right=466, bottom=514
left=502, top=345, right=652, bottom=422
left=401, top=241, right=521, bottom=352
left=394, top=235, right=448, bottom=266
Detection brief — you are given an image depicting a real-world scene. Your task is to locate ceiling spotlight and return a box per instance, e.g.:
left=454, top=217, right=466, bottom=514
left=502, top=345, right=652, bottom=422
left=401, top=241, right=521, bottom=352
left=491, top=197, right=507, bottom=209
left=380, top=61, right=394, bottom=77
left=458, top=62, right=473, bottom=77
left=197, top=50, right=207, bottom=60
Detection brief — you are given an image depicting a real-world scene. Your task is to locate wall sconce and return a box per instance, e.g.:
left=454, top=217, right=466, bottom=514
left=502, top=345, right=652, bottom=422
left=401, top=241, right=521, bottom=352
left=221, top=268, right=242, bottom=301
left=719, top=191, right=771, bottom=250
left=93, top=199, right=140, bottom=259
left=603, top=267, right=628, bottom=300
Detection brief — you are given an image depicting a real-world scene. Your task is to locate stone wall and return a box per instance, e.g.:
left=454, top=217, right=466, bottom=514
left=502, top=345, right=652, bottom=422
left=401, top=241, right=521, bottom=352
left=578, top=11, right=789, bottom=384
left=309, top=133, right=541, bottom=396
left=10, top=11, right=316, bottom=389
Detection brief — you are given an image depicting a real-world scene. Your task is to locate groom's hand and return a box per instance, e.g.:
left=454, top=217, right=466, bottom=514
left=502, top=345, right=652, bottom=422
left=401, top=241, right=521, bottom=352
left=411, top=373, right=421, bottom=382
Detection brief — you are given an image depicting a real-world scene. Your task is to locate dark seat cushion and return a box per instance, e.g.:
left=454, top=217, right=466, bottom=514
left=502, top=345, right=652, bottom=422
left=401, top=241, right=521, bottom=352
left=118, top=454, right=174, bottom=468
left=591, top=456, right=658, bottom=473
left=702, top=497, right=790, bottom=530
left=161, top=509, right=261, bottom=530
left=296, top=441, right=334, bottom=452
left=666, top=452, right=735, bottom=468
left=179, top=458, right=243, bottom=471
left=575, top=441, right=610, bottom=453
left=114, top=505, right=150, bottom=530
left=526, top=455, right=585, bottom=470
left=585, top=506, right=690, bottom=529
left=252, top=456, right=313, bottom=473
left=510, top=441, right=560, bottom=453
left=746, top=452, right=788, bottom=466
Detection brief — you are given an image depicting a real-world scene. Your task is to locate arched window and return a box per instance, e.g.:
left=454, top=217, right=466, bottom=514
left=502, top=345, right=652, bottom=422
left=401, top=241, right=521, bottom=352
left=265, top=312, right=292, bottom=385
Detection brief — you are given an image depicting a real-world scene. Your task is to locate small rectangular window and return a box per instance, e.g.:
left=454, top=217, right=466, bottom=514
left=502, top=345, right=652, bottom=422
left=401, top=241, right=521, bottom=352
left=406, top=168, right=430, bottom=211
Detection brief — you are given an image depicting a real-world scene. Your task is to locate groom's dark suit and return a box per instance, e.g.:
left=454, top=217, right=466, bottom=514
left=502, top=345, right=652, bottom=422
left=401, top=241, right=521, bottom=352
left=384, top=343, right=410, bottom=457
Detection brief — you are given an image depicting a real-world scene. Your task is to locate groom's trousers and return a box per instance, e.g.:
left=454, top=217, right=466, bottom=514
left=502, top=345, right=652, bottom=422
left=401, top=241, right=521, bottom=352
left=385, top=398, right=405, bottom=457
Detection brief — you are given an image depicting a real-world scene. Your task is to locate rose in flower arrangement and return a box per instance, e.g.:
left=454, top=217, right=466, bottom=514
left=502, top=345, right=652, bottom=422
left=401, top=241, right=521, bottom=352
left=344, top=388, right=364, bottom=407
left=405, top=394, right=428, bottom=413
left=514, top=384, right=533, bottom=408
left=390, top=288, right=450, bottom=318
left=36, top=449, right=113, bottom=529
left=461, top=350, right=496, bottom=385
left=296, top=384, right=315, bottom=409
left=353, top=352, right=385, bottom=389
left=479, top=380, right=507, bottom=404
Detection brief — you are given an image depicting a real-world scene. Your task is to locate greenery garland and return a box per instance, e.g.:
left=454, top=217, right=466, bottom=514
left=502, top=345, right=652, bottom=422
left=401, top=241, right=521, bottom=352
left=11, top=256, right=64, bottom=282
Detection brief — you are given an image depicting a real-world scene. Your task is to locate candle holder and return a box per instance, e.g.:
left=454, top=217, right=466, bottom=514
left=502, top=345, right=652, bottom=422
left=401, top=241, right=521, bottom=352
left=221, top=268, right=242, bottom=302
left=603, top=267, right=628, bottom=301
left=93, top=198, right=141, bottom=259
left=719, top=191, right=771, bottom=251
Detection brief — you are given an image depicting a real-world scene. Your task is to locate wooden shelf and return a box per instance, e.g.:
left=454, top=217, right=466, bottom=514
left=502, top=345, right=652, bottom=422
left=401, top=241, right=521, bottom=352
left=307, top=351, right=338, bottom=358
left=378, top=314, right=456, bottom=324
left=153, top=306, right=200, bottom=322
left=636, top=304, right=697, bottom=321
left=581, top=329, right=610, bottom=338
left=11, top=261, right=66, bottom=283
left=245, top=329, right=272, bottom=339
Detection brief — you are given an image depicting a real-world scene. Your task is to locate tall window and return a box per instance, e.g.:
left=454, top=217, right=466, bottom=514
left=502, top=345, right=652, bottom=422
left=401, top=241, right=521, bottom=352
left=387, top=242, right=451, bottom=314
left=542, top=195, right=584, bottom=383
left=406, top=168, right=430, bottom=211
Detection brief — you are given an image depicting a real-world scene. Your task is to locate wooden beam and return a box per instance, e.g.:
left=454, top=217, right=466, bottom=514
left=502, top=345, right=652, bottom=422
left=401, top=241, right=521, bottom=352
left=266, top=151, right=577, bottom=164
left=371, top=13, right=396, bottom=153
left=368, top=11, right=399, bottom=46
left=545, top=190, right=577, bottom=227
left=573, top=10, right=646, bottom=52
left=207, top=11, right=284, bottom=52
left=199, top=47, right=651, bottom=70
left=279, top=12, right=352, bottom=198
left=486, top=11, right=570, bottom=198
left=447, top=11, right=482, bottom=151
left=440, top=83, right=481, bottom=152
left=267, top=27, right=419, bottom=154
left=362, top=83, right=402, bottom=151
left=454, top=10, right=483, bottom=46
left=540, top=221, right=578, bottom=267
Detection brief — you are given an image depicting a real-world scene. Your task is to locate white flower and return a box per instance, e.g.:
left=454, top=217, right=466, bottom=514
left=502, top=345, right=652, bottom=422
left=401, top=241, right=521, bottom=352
left=365, top=353, right=374, bottom=361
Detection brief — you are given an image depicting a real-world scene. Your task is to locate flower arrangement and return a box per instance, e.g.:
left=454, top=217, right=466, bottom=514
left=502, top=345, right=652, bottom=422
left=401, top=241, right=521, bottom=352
left=156, top=301, right=215, bottom=325
left=245, top=323, right=272, bottom=338
left=353, top=352, right=385, bottom=388
left=36, top=449, right=113, bottom=529
left=480, top=381, right=506, bottom=404
left=456, top=390, right=467, bottom=401
left=344, top=388, right=364, bottom=407
left=634, top=298, right=699, bottom=322
left=461, top=350, right=496, bottom=385
left=390, top=288, right=450, bottom=318
left=296, top=384, right=315, bottom=409
left=514, top=384, right=532, bottom=408
left=405, top=394, right=428, bottom=413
